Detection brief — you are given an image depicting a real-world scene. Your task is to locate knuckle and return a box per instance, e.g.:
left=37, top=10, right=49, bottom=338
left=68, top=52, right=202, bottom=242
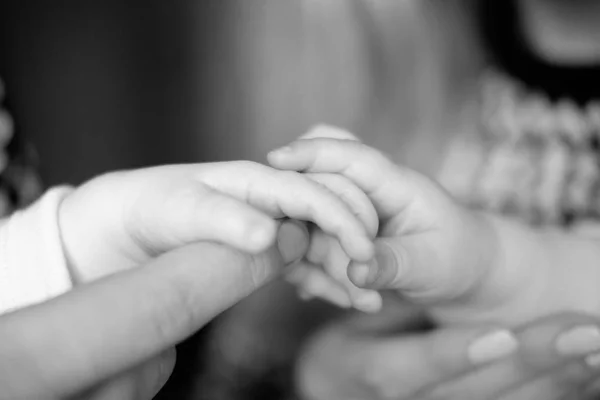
left=147, top=276, right=200, bottom=344
left=125, top=179, right=209, bottom=254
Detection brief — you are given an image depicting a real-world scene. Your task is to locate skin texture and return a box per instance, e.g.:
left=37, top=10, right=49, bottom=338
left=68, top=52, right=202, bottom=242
left=0, top=223, right=309, bottom=400
left=297, top=310, right=600, bottom=400
left=59, top=161, right=377, bottom=284
left=2, top=154, right=383, bottom=398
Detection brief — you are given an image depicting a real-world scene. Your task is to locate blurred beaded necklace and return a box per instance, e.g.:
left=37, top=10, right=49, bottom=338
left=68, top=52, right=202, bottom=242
left=0, top=77, right=42, bottom=217
left=438, top=0, right=600, bottom=228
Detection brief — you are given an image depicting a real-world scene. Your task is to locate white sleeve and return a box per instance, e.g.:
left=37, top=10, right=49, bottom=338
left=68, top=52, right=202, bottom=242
left=0, top=187, right=75, bottom=314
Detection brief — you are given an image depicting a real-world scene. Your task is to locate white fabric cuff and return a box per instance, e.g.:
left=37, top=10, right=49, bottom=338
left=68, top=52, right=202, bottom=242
left=0, top=186, right=75, bottom=314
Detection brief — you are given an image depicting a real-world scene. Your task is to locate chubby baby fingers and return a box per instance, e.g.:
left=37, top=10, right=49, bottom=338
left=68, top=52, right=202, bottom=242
left=196, top=161, right=374, bottom=262
left=286, top=262, right=353, bottom=309
left=268, top=138, right=412, bottom=220
left=305, top=172, right=379, bottom=238
left=304, top=227, right=383, bottom=313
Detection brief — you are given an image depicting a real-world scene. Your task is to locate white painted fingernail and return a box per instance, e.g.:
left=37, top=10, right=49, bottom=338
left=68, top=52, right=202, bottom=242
left=353, top=291, right=382, bottom=313
left=585, top=352, right=600, bottom=368
left=468, top=330, right=519, bottom=365
left=249, top=224, right=274, bottom=250
left=556, top=326, right=600, bottom=356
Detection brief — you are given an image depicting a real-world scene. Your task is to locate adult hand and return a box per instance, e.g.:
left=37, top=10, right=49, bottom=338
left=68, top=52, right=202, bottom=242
left=296, top=309, right=600, bottom=400
left=0, top=220, right=308, bottom=400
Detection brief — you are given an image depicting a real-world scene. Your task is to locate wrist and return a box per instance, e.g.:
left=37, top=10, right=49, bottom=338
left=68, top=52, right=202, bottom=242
left=431, top=208, right=519, bottom=325
left=57, top=172, right=141, bottom=284
left=438, top=212, right=548, bottom=326
left=459, top=208, right=503, bottom=299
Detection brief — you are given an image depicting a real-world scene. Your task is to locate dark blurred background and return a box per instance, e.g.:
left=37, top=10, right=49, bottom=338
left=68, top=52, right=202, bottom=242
left=0, top=1, right=257, bottom=398
left=0, top=0, right=262, bottom=186
left=0, top=1, right=321, bottom=398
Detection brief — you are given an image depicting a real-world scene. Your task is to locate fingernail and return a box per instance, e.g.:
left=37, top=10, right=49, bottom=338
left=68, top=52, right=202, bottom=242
left=468, top=330, right=518, bottom=365
left=353, top=291, right=383, bottom=313
left=277, top=220, right=309, bottom=264
left=351, top=263, right=371, bottom=287
left=248, top=223, right=276, bottom=250
left=556, top=326, right=600, bottom=356
left=350, top=257, right=381, bottom=289
left=586, top=352, right=600, bottom=368
left=268, top=146, right=293, bottom=157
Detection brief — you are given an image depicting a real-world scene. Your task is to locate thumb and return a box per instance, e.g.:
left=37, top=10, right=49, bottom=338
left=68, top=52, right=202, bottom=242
left=348, top=236, right=467, bottom=303
left=276, top=219, right=310, bottom=265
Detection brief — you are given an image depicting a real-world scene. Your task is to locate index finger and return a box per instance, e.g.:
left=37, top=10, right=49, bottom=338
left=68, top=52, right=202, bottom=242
left=0, top=223, right=307, bottom=399
left=197, top=161, right=375, bottom=262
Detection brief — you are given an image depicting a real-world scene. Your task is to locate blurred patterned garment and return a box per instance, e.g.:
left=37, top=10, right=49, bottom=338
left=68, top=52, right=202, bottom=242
left=0, top=78, right=43, bottom=216
left=439, top=0, right=600, bottom=231
left=439, top=69, right=600, bottom=228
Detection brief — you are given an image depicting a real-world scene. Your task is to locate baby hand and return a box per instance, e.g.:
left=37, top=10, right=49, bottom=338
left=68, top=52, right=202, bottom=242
left=268, top=126, right=501, bottom=317
left=58, top=161, right=376, bottom=284
left=278, top=128, right=385, bottom=312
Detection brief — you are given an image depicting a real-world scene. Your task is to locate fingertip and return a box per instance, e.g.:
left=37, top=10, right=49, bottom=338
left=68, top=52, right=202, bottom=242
left=344, top=237, right=375, bottom=264
left=348, top=263, right=371, bottom=288
left=352, top=291, right=383, bottom=313
left=277, top=219, right=310, bottom=264
left=467, top=329, right=519, bottom=365
left=363, top=242, right=401, bottom=290
left=246, top=218, right=278, bottom=253
left=267, top=146, right=296, bottom=167
left=294, top=266, right=354, bottom=309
